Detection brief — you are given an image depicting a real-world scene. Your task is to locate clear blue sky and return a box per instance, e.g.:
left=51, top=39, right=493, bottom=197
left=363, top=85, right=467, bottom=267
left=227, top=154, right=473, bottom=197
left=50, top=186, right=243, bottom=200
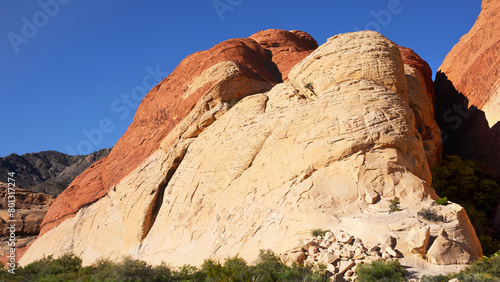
left=0, top=0, right=481, bottom=157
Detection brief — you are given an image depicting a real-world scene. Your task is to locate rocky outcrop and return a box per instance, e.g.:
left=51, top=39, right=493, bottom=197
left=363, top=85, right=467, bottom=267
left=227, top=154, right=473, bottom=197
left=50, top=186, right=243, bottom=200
left=0, top=149, right=110, bottom=195
left=249, top=29, right=318, bottom=81
left=0, top=183, right=54, bottom=256
left=20, top=30, right=482, bottom=270
left=434, top=0, right=500, bottom=176
left=438, top=0, right=500, bottom=128
left=399, top=46, right=442, bottom=168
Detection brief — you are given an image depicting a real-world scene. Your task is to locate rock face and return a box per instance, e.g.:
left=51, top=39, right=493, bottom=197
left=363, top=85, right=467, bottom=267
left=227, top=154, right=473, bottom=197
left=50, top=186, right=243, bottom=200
left=0, top=149, right=110, bottom=195
left=398, top=46, right=442, bottom=168
left=0, top=183, right=54, bottom=256
left=438, top=0, right=500, bottom=128
left=249, top=29, right=318, bottom=81
left=434, top=0, right=500, bottom=175
left=20, top=30, right=482, bottom=269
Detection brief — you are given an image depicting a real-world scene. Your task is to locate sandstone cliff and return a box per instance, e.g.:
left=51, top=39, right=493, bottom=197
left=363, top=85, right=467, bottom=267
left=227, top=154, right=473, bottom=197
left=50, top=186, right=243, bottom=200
left=435, top=0, right=500, bottom=175
left=438, top=0, right=500, bottom=128
left=20, top=30, right=481, bottom=272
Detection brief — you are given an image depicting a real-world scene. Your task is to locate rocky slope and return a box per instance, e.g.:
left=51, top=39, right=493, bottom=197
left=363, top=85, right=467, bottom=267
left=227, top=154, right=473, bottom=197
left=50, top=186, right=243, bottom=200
left=0, top=149, right=111, bottom=195
left=20, top=30, right=481, bottom=273
left=435, top=0, right=500, bottom=175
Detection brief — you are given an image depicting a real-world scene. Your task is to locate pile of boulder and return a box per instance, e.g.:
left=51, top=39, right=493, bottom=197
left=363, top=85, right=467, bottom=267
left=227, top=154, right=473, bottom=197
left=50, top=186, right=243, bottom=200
left=280, top=231, right=402, bottom=281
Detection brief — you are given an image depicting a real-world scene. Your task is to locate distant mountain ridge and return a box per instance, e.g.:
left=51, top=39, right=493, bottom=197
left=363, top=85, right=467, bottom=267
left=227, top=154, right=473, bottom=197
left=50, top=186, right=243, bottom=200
left=0, top=148, right=111, bottom=195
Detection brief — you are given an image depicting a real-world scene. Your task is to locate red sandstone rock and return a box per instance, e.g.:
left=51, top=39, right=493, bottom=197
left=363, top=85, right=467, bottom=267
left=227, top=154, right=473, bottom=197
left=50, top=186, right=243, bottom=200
left=438, top=0, right=500, bottom=125
left=435, top=0, right=500, bottom=175
left=249, top=29, right=318, bottom=81
left=40, top=30, right=315, bottom=236
left=398, top=46, right=442, bottom=167
left=398, top=46, right=435, bottom=105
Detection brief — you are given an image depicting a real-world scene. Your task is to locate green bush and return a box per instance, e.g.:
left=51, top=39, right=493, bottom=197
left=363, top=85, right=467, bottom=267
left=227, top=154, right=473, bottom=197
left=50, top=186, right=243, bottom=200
left=18, top=253, right=82, bottom=281
left=417, top=208, right=445, bottom=222
left=3, top=250, right=328, bottom=281
left=355, top=259, right=406, bottom=282
left=311, top=228, right=331, bottom=237
left=389, top=197, right=401, bottom=213
left=432, top=155, right=500, bottom=256
left=435, top=196, right=449, bottom=205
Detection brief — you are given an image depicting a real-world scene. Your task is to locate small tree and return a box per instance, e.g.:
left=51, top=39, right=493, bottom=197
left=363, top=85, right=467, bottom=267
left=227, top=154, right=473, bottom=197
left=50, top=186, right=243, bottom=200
left=389, top=197, right=401, bottom=213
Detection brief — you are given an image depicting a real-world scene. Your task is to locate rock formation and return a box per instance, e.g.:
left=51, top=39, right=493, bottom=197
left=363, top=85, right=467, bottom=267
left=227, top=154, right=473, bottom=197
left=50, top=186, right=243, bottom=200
left=434, top=0, right=500, bottom=175
left=398, top=46, right=442, bottom=168
left=0, top=183, right=54, bottom=256
left=20, top=30, right=482, bottom=272
left=438, top=0, right=500, bottom=128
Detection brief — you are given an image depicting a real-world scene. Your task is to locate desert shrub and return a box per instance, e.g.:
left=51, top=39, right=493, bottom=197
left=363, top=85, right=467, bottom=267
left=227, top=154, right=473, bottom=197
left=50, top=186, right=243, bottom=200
left=420, top=274, right=455, bottom=282
left=8, top=250, right=329, bottom=281
left=311, top=228, right=331, bottom=237
left=109, top=257, right=157, bottom=281
left=171, top=264, right=205, bottom=281
left=432, top=155, right=500, bottom=255
left=435, top=196, right=449, bottom=205
left=355, top=259, right=406, bottom=282
left=251, top=249, right=287, bottom=281
left=18, top=253, right=82, bottom=281
left=417, top=208, right=445, bottom=222
left=389, top=197, right=401, bottom=213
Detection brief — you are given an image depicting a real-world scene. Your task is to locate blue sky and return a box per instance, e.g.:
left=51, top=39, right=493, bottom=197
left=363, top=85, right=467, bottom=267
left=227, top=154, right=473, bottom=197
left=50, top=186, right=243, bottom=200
left=0, top=0, right=481, bottom=157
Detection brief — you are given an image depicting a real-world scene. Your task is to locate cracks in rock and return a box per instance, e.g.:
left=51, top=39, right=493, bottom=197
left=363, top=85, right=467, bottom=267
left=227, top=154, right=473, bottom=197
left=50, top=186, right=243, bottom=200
left=141, top=146, right=189, bottom=240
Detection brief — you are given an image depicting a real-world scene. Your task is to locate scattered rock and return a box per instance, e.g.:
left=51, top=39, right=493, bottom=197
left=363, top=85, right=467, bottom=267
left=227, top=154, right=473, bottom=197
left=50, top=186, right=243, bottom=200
left=427, top=229, right=472, bottom=264
left=338, top=260, right=355, bottom=274
left=365, top=187, right=380, bottom=204
left=288, top=251, right=307, bottom=265
left=407, top=226, right=430, bottom=254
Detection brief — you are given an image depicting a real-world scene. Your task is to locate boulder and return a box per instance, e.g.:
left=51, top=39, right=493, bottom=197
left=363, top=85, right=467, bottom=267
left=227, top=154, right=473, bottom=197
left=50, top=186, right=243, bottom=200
left=407, top=226, right=430, bottom=254
left=427, top=229, right=473, bottom=265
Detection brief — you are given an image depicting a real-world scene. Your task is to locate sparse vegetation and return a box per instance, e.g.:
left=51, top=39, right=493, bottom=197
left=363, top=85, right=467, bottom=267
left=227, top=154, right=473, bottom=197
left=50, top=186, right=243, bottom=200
left=311, top=228, right=331, bottom=237
left=432, top=155, right=500, bottom=256
left=1, top=250, right=329, bottom=281
left=417, top=208, right=445, bottom=222
left=434, top=196, right=449, bottom=205
left=389, top=197, right=401, bottom=213
left=304, top=82, right=313, bottom=91
left=355, top=259, right=406, bottom=282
